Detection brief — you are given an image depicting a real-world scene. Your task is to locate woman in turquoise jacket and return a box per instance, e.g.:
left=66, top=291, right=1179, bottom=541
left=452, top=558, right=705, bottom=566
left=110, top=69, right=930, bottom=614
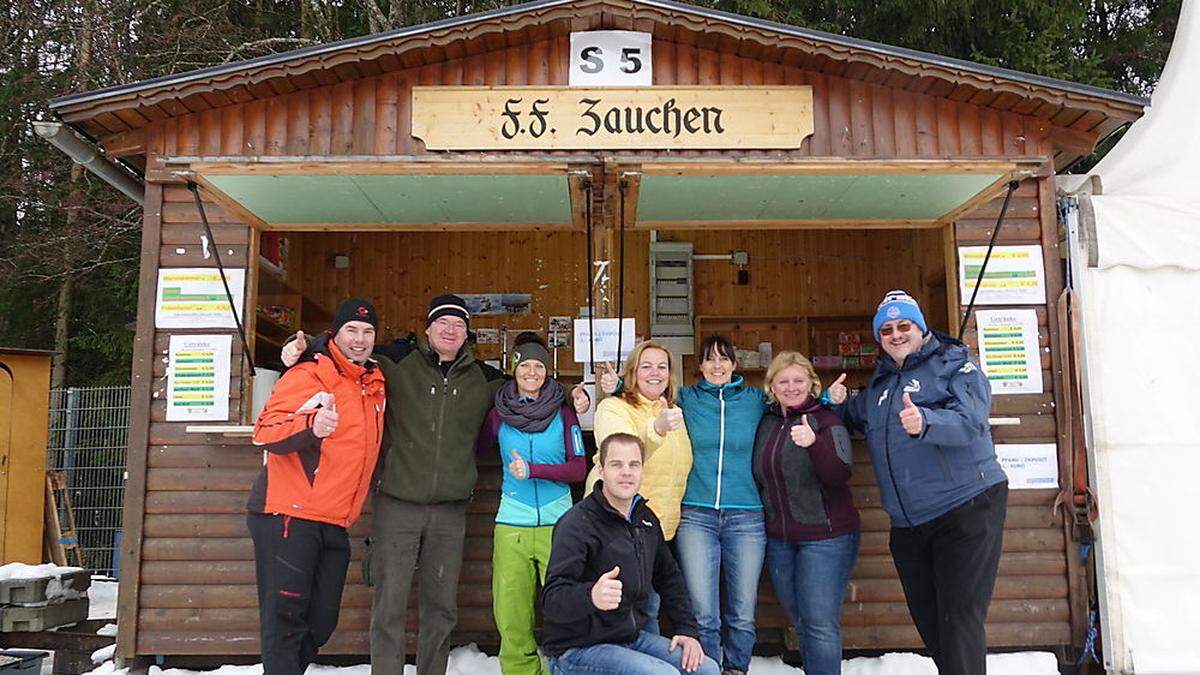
left=477, top=333, right=587, bottom=675
left=602, top=333, right=769, bottom=674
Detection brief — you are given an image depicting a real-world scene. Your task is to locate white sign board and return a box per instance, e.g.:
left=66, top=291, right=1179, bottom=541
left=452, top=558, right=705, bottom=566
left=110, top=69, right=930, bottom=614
left=573, top=318, right=636, bottom=364
left=957, top=245, right=1046, bottom=304
left=166, top=334, right=232, bottom=422
left=570, top=31, right=652, bottom=86
left=975, top=309, right=1043, bottom=394
left=155, top=267, right=245, bottom=328
left=995, top=443, right=1059, bottom=490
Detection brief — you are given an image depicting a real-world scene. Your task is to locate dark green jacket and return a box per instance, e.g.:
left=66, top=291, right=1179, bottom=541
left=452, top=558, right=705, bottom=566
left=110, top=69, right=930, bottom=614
left=372, top=338, right=505, bottom=503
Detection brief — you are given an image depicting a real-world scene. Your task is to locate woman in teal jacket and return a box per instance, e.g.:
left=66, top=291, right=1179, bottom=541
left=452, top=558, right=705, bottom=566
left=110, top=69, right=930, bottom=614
left=477, top=333, right=587, bottom=675
left=602, top=333, right=768, bottom=674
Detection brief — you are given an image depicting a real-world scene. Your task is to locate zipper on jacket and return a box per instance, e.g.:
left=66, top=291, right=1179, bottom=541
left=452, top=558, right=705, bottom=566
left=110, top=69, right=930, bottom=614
left=768, top=418, right=790, bottom=529
left=714, top=387, right=726, bottom=510
left=529, top=435, right=542, bottom=527
left=346, top=376, right=374, bottom=528
left=431, top=375, right=449, bottom=498
left=882, top=373, right=914, bottom=527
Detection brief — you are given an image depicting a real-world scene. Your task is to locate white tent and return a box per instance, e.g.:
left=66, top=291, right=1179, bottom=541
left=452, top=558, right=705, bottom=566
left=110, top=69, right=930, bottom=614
left=1062, top=0, right=1200, bottom=672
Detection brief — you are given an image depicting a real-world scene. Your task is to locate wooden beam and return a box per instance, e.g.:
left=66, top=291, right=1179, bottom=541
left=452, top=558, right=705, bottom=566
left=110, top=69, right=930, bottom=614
left=188, top=159, right=574, bottom=176
left=99, top=127, right=147, bottom=157
left=260, top=221, right=580, bottom=232
left=189, top=174, right=272, bottom=231
left=935, top=171, right=1035, bottom=227
left=632, top=218, right=940, bottom=230
left=633, top=158, right=1042, bottom=176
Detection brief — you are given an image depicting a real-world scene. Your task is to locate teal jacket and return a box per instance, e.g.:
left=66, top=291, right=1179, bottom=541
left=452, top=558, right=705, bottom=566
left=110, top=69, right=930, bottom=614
left=679, top=377, right=769, bottom=510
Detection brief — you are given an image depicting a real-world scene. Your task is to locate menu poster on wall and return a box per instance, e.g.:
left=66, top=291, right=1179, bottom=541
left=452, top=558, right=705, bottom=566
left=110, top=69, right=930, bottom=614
left=957, top=245, right=1047, bottom=305
left=166, top=335, right=231, bottom=422
left=155, top=268, right=245, bottom=329
left=975, top=309, right=1043, bottom=394
left=996, top=443, right=1059, bottom=490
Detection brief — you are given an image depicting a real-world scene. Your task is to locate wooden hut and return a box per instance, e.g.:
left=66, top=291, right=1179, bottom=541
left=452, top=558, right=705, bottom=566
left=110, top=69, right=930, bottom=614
left=48, top=0, right=1146, bottom=666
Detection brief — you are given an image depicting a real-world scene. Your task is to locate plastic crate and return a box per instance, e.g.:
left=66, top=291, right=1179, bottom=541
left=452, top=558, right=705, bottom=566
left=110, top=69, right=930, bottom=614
left=0, top=650, right=48, bottom=673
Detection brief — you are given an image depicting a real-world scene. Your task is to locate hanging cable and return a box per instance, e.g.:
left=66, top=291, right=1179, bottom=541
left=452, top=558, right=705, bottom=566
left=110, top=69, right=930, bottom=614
left=616, top=177, right=629, bottom=366
left=583, top=177, right=596, bottom=376
left=958, top=180, right=1020, bottom=341
left=189, top=182, right=255, bottom=372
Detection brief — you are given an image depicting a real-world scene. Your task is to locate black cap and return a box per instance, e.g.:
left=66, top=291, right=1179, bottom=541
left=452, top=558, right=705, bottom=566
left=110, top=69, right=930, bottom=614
left=426, top=294, right=470, bottom=327
left=331, top=297, right=379, bottom=333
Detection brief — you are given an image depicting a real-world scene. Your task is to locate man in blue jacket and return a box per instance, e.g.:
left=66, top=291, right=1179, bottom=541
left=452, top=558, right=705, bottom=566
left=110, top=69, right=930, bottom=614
left=828, top=290, right=1008, bottom=675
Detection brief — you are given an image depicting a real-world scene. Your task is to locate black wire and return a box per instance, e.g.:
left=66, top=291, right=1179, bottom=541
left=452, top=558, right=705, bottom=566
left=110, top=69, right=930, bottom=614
left=189, top=182, right=256, bottom=372
left=958, top=180, right=1020, bottom=341
left=617, top=178, right=628, bottom=366
left=583, top=178, right=595, bottom=374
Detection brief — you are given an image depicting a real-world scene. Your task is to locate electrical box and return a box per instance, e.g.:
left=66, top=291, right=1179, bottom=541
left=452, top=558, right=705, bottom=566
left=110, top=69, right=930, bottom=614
left=649, top=242, right=694, bottom=342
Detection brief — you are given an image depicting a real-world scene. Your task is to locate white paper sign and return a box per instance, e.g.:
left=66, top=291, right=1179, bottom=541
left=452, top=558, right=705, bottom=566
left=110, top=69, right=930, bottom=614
left=995, top=443, right=1059, bottom=489
left=975, top=309, right=1043, bottom=394
left=570, top=31, right=652, bottom=86
left=573, top=318, right=636, bottom=364
left=166, top=334, right=232, bottom=422
left=155, top=268, right=245, bottom=328
left=957, top=245, right=1046, bottom=304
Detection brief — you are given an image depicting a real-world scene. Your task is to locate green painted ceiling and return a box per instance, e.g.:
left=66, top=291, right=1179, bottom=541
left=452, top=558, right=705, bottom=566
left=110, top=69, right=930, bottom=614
left=203, top=173, right=574, bottom=225
left=635, top=172, right=1004, bottom=222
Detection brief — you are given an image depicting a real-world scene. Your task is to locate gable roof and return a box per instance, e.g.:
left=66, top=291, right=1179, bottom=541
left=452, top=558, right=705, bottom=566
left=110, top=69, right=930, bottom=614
left=50, top=0, right=1146, bottom=154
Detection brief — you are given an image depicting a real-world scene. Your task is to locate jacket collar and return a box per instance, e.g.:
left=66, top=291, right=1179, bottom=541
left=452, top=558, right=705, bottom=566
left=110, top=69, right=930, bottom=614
left=696, top=375, right=745, bottom=395
left=418, top=336, right=474, bottom=370
left=773, top=394, right=821, bottom=419
left=588, top=482, right=651, bottom=525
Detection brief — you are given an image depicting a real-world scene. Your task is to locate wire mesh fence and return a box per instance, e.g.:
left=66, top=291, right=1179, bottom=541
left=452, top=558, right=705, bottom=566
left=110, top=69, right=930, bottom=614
left=46, top=385, right=130, bottom=577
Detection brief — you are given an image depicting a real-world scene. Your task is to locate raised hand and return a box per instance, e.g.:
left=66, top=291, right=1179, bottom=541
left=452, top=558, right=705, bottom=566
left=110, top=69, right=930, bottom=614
left=312, top=395, right=338, bottom=438
left=790, top=414, right=816, bottom=448
left=827, top=372, right=849, bottom=405
left=281, top=331, right=307, bottom=368
left=571, top=382, right=591, bottom=414
left=599, top=362, right=619, bottom=395
left=508, top=449, right=529, bottom=480
left=653, top=397, right=684, bottom=436
left=669, top=634, right=705, bottom=672
left=591, top=566, right=622, bottom=610
left=899, top=392, right=924, bottom=435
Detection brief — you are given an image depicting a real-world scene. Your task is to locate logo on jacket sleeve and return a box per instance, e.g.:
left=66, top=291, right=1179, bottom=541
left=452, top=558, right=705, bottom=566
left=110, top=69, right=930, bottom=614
left=903, top=378, right=922, bottom=394
left=877, top=388, right=889, bottom=407
left=959, top=362, right=978, bottom=374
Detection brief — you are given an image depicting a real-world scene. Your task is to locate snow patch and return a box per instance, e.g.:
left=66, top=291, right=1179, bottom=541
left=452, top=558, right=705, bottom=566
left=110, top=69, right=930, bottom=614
left=0, top=562, right=84, bottom=581
left=89, top=578, right=119, bottom=619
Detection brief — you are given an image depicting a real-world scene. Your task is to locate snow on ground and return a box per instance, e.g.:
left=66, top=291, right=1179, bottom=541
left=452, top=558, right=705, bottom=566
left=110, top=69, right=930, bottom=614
left=81, top=644, right=1061, bottom=674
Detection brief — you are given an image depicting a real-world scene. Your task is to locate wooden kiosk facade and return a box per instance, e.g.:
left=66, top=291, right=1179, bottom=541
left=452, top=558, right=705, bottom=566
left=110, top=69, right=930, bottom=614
left=49, top=0, right=1146, bottom=664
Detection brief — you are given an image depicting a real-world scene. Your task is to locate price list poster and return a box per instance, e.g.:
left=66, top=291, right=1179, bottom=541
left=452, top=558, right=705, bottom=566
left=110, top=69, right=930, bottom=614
left=166, top=335, right=232, bottom=421
left=975, top=309, right=1042, bottom=394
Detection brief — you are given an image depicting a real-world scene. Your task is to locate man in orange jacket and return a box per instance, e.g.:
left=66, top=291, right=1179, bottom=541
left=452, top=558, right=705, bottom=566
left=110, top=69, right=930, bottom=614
left=246, top=298, right=387, bottom=675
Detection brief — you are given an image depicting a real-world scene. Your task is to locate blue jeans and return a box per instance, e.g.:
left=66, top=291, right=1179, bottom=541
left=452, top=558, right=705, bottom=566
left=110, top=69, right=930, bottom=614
left=765, top=531, right=861, bottom=675
left=546, top=630, right=721, bottom=675
left=674, top=506, right=766, bottom=671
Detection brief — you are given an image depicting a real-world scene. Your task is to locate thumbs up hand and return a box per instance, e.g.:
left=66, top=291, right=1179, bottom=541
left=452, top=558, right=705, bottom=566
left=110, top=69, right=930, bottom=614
left=599, top=362, right=619, bottom=395
left=312, top=394, right=339, bottom=438
left=281, top=331, right=307, bottom=367
left=508, top=449, right=529, bottom=480
left=790, top=414, right=817, bottom=448
left=571, top=382, right=591, bottom=414
left=591, top=566, right=623, bottom=610
left=899, top=392, right=924, bottom=436
left=827, top=373, right=849, bottom=405
left=653, top=397, right=684, bottom=436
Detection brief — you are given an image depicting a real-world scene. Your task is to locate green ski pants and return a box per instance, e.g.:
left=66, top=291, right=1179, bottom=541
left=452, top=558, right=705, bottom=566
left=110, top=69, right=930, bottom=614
left=492, top=523, right=554, bottom=675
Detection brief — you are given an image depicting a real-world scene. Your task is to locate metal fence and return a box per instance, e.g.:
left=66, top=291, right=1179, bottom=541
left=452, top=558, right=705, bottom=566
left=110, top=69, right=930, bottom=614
left=46, top=385, right=130, bottom=577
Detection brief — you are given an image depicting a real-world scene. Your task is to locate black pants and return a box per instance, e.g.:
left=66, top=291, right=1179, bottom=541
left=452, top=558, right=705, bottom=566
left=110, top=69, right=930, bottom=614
left=247, top=512, right=351, bottom=675
left=889, top=482, right=1008, bottom=675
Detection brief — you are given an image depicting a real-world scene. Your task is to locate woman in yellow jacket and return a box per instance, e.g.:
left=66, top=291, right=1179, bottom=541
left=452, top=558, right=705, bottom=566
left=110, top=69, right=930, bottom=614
left=589, top=339, right=693, bottom=633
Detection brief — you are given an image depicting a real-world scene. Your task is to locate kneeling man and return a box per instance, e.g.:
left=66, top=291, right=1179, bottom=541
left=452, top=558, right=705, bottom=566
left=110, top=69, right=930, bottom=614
left=541, top=432, right=719, bottom=675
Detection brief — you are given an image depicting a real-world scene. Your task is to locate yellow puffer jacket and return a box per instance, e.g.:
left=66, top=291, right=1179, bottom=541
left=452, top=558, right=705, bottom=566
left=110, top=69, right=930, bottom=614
left=587, top=394, right=693, bottom=540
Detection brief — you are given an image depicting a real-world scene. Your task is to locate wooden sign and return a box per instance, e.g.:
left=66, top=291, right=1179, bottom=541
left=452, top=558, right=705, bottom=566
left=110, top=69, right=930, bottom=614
left=411, top=86, right=813, bottom=150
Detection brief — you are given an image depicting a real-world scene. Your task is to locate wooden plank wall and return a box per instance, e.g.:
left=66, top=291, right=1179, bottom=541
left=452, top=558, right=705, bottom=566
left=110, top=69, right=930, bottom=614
left=126, top=30, right=1075, bottom=658
left=154, top=37, right=1044, bottom=160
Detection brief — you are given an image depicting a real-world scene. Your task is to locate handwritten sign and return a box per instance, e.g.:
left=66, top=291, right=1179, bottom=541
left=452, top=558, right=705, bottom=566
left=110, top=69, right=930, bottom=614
left=411, top=86, right=814, bottom=150
left=573, top=318, right=636, bottom=364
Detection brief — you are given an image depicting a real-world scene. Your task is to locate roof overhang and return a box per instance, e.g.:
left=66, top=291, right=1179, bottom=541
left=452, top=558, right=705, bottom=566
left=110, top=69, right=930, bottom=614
left=173, top=156, right=1041, bottom=231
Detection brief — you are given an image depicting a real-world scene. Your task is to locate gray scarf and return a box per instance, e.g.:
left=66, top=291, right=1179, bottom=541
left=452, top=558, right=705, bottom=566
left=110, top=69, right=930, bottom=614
left=494, top=379, right=565, bottom=433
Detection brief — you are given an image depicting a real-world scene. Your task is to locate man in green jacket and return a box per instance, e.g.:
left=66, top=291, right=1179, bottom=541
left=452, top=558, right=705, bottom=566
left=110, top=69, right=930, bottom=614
left=285, top=294, right=588, bottom=675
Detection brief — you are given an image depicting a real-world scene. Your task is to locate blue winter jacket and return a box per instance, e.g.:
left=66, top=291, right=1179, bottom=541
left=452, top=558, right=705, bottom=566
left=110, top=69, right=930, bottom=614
left=479, top=406, right=587, bottom=528
left=839, top=331, right=1007, bottom=527
left=679, top=376, right=768, bottom=510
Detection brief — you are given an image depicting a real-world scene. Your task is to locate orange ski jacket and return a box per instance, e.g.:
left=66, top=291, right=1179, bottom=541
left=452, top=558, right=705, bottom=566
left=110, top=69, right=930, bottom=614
left=248, top=339, right=386, bottom=528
